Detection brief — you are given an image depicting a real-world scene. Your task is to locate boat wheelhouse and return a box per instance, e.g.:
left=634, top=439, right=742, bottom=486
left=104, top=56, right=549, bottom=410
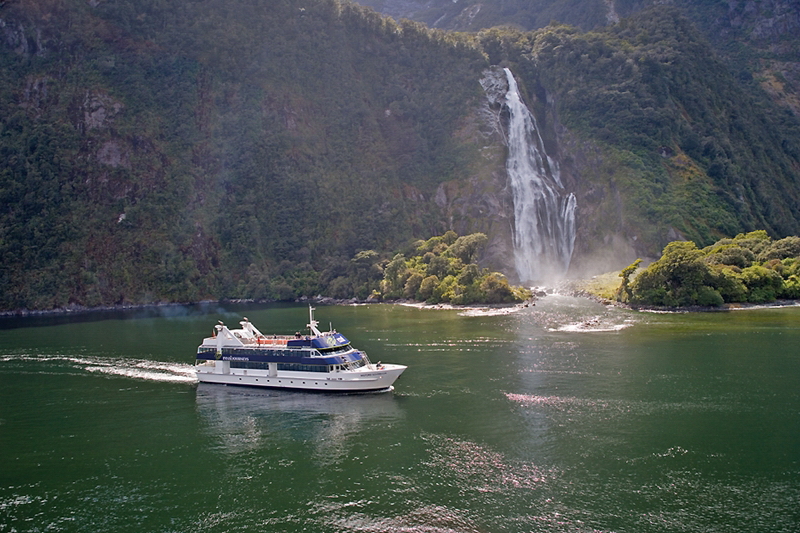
left=195, top=306, right=406, bottom=392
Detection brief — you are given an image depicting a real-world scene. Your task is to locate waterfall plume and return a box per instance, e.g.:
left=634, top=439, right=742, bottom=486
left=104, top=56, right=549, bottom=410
left=503, top=68, right=577, bottom=284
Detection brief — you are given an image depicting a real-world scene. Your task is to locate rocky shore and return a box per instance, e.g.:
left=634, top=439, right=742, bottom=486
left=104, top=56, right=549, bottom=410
left=2, top=288, right=797, bottom=319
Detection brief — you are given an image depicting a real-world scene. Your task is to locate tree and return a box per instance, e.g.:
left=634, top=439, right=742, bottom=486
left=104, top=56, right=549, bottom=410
left=427, top=255, right=451, bottom=279
left=630, top=241, right=719, bottom=306
left=479, top=273, right=518, bottom=303
left=448, top=233, right=488, bottom=264
left=616, top=258, right=641, bottom=302
left=708, top=266, right=747, bottom=302
left=740, top=265, right=783, bottom=302
left=418, top=275, right=440, bottom=301
left=403, top=272, right=424, bottom=299
left=625, top=232, right=800, bottom=306
left=380, top=231, right=528, bottom=304
left=381, top=253, right=408, bottom=298
left=731, top=231, right=772, bottom=256
left=704, top=244, right=755, bottom=268
left=758, top=236, right=800, bottom=262
left=348, top=250, right=382, bottom=299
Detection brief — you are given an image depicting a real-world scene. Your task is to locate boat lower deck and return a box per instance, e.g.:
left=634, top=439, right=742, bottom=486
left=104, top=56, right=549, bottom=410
left=195, top=361, right=405, bottom=392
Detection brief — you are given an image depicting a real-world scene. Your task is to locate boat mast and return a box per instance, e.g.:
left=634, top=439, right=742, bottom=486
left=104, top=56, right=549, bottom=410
left=307, top=305, right=323, bottom=336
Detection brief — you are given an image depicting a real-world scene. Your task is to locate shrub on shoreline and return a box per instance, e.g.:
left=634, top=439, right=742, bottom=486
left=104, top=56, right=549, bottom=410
left=379, top=231, right=531, bottom=305
left=618, top=231, right=800, bottom=307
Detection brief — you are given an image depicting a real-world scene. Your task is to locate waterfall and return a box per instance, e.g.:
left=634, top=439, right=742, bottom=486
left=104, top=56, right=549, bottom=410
left=503, top=68, right=577, bottom=284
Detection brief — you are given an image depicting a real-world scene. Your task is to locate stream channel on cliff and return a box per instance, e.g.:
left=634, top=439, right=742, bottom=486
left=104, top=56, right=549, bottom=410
left=1, top=298, right=798, bottom=532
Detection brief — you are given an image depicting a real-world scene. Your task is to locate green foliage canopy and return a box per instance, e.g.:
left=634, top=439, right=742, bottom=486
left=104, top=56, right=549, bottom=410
left=378, top=231, right=530, bottom=304
left=622, top=231, right=800, bottom=307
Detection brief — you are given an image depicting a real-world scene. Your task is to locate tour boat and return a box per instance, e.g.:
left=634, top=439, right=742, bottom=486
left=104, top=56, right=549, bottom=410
left=195, top=306, right=406, bottom=392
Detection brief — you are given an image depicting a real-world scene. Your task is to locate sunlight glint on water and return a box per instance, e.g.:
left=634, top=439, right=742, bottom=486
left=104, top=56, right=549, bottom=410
left=1, top=300, right=798, bottom=532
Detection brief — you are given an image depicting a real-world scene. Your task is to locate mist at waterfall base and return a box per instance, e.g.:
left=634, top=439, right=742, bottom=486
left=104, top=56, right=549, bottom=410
left=504, top=68, right=577, bottom=286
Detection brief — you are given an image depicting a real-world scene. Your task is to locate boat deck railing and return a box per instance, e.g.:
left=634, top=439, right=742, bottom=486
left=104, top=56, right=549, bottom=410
left=244, top=334, right=307, bottom=346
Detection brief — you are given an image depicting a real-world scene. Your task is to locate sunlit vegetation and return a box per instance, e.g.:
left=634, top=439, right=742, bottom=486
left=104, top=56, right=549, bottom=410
left=1, top=0, right=799, bottom=311
left=378, top=231, right=531, bottom=304
left=297, top=231, right=530, bottom=304
left=618, top=231, right=800, bottom=307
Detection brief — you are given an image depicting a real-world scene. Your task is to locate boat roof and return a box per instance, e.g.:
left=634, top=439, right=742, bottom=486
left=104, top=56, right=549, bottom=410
left=295, top=332, right=350, bottom=349
left=200, top=306, right=352, bottom=350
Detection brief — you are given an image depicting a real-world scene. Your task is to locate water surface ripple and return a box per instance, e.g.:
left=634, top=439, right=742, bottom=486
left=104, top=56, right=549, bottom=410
left=1, top=298, right=798, bottom=532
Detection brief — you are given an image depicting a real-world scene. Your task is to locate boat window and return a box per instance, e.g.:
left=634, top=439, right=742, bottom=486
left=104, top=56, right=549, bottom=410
left=276, top=363, right=328, bottom=373
left=337, top=359, right=366, bottom=371
left=230, top=361, right=328, bottom=373
left=318, top=345, right=353, bottom=355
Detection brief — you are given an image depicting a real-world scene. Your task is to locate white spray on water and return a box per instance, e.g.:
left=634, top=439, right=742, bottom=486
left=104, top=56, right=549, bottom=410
left=503, top=68, right=577, bottom=284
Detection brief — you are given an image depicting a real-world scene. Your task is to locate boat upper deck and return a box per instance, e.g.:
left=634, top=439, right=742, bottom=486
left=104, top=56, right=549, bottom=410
left=199, top=314, right=353, bottom=352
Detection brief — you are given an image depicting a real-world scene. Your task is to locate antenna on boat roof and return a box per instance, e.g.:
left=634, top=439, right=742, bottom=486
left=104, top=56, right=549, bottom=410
left=307, top=304, right=322, bottom=336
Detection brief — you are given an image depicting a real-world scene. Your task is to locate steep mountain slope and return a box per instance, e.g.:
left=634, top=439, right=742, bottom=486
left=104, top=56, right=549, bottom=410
left=356, top=0, right=800, bottom=116
left=359, top=0, right=800, bottom=270
left=0, top=0, right=488, bottom=308
left=480, top=9, right=800, bottom=274
left=1, top=0, right=799, bottom=310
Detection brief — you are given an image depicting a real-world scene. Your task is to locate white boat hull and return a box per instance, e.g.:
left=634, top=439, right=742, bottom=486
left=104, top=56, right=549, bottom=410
left=195, top=363, right=406, bottom=392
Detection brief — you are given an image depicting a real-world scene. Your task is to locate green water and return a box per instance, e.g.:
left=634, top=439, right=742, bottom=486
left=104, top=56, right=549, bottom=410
left=1, top=298, right=798, bottom=532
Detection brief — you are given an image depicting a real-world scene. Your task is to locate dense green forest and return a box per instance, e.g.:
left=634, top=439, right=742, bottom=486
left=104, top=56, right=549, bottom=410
left=1, top=0, right=799, bottom=311
left=358, top=0, right=800, bottom=117
left=378, top=231, right=532, bottom=304
left=617, top=231, right=800, bottom=307
left=477, top=10, right=800, bottom=258
left=0, top=0, right=488, bottom=309
left=314, top=230, right=531, bottom=304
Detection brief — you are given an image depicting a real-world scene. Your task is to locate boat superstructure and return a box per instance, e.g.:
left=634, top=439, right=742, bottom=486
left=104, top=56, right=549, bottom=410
left=195, top=306, right=406, bottom=392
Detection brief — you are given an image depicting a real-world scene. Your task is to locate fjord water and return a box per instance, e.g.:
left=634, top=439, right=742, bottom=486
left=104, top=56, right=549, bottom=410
left=1, top=299, right=798, bottom=532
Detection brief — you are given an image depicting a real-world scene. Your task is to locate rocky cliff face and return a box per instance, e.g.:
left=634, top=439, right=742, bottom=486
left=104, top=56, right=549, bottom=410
left=440, top=66, right=646, bottom=283
left=0, top=17, right=42, bottom=57
left=434, top=67, right=517, bottom=279
left=557, top=127, right=653, bottom=277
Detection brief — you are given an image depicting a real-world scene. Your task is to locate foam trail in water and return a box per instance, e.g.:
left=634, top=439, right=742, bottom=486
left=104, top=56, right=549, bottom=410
left=503, top=68, right=576, bottom=284
left=0, top=354, right=197, bottom=383
left=86, top=360, right=197, bottom=383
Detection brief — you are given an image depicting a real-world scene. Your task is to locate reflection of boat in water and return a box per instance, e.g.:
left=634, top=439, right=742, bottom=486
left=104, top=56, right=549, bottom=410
left=195, top=306, right=406, bottom=392
left=195, top=383, right=405, bottom=454
left=196, top=382, right=405, bottom=418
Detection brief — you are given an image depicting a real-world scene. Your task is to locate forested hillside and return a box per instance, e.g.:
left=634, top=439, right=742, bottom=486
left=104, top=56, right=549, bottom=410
left=477, top=9, right=800, bottom=275
left=1, top=0, right=799, bottom=311
left=0, top=0, right=488, bottom=309
left=357, top=0, right=800, bottom=116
